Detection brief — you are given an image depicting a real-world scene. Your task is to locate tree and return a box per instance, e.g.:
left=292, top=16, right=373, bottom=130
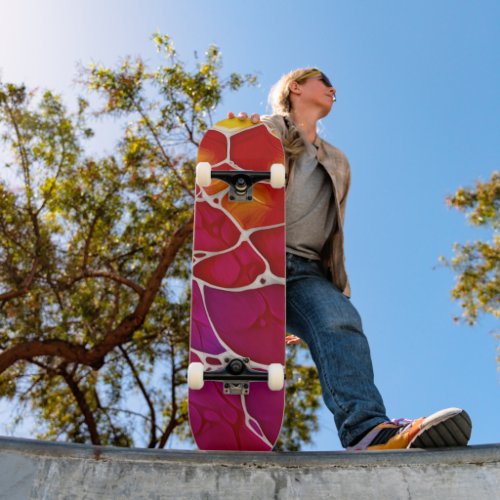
left=0, top=34, right=322, bottom=449
left=443, top=171, right=499, bottom=338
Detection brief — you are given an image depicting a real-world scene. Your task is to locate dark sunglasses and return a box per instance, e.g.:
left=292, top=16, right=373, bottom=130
left=296, top=69, right=334, bottom=88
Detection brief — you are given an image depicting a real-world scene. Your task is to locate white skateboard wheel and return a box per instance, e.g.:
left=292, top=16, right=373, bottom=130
left=270, top=163, right=286, bottom=189
left=268, top=363, right=285, bottom=391
left=188, top=362, right=205, bottom=390
left=196, top=162, right=212, bottom=187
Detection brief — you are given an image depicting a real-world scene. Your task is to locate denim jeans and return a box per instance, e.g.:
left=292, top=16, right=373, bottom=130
left=286, top=253, right=388, bottom=448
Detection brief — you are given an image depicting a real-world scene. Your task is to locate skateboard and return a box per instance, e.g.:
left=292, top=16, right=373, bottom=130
left=188, top=117, right=286, bottom=451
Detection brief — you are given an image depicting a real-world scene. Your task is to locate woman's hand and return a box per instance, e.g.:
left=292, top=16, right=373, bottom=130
left=285, top=335, right=302, bottom=346
left=227, top=112, right=260, bottom=123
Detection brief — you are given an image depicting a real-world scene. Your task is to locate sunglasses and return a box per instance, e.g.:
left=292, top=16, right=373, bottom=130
left=296, top=69, right=334, bottom=89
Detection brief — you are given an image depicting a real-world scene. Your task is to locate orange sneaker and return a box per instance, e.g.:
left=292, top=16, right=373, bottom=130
left=348, top=408, right=472, bottom=451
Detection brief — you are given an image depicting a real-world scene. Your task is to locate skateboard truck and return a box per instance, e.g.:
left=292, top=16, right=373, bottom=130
left=188, top=358, right=285, bottom=395
left=195, top=162, right=286, bottom=202
left=206, top=358, right=268, bottom=395
left=211, top=171, right=271, bottom=202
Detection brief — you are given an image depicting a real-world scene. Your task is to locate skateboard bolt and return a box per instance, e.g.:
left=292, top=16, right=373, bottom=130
left=228, top=359, right=245, bottom=375
left=235, top=177, right=248, bottom=195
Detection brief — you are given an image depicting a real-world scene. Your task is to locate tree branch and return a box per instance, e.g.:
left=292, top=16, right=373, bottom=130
left=130, top=94, right=194, bottom=198
left=83, top=269, right=145, bottom=296
left=119, top=345, right=157, bottom=447
left=35, top=143, right=68, bottom=216
left=82, top=188, right=119, bottom=271
left=158, top=342, right=180, bottom=448
left=0, top=217, right=193, bottom=374
left=58, top=365, right=101, bottom=445
left=0, top=257, right=39, bottom=302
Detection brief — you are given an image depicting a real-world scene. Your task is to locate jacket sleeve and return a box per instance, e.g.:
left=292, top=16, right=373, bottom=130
left=339, top=154, right=351, bottom=297
left=338, top=155, right=351, bottom=227
left=260, top=114, right=287, bottom=140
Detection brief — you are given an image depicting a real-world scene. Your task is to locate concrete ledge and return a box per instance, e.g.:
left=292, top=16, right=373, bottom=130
left=1, top=436, right=499, bottom=499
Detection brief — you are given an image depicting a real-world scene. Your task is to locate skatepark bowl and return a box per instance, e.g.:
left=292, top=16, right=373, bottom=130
left=1, top=436, right=500, bottom=499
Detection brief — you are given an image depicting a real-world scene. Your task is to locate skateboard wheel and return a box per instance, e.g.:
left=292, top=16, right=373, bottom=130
left=268, top=363, right=285, bottom=391
left=188, top=362, right=205, bottom=390
left=196, top=162, right=212, bottom=187
left=270, top=163, right=286, bottom=189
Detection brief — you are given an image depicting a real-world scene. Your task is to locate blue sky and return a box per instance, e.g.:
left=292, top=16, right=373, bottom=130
left=0, top=0, right=498, bottom=450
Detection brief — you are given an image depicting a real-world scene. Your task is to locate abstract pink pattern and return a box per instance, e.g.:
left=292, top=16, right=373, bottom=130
left=189, top=119, right=286, bottom=451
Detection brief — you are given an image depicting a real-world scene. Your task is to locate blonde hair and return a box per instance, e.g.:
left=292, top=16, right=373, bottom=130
left=268, top=67, right=318, bottom=166
left=268, top=67, right=318, bottom=115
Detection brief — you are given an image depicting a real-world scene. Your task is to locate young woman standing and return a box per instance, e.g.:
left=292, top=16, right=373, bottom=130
left=228, top=68, right=472, bottom=450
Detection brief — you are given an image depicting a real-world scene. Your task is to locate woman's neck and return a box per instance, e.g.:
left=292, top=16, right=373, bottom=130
left=289, top=108, right=319, bottom=143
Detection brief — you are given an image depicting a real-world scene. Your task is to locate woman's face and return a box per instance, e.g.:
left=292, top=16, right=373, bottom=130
left=299, top=74, right=337, bottom=116
left=293, top=74, right=336, bottom=117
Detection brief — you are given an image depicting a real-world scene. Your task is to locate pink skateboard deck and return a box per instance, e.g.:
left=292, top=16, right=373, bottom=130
left=188, top=117, right=286, bottom=451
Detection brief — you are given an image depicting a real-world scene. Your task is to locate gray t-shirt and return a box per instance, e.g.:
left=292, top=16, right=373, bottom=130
left=286, top=141, right=336, bottom=260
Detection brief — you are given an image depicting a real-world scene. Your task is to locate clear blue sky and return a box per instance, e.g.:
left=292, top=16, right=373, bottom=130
left=0, top=0, right=498, bottom=450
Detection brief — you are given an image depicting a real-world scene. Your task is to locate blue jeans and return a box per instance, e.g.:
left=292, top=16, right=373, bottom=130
left=286, top=253, right=388, bottom=448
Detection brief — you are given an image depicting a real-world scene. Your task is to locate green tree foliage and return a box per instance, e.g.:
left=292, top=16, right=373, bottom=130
left=443, top=171, right=499, bottom=330
left=0, top=34, right=322, bottom=449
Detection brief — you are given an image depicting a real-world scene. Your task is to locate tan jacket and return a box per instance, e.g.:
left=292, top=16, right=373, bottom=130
left=262, top=114, right=352, bottom=297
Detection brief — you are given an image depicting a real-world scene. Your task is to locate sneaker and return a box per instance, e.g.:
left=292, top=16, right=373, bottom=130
left=348, top=407, right=472, bottom=451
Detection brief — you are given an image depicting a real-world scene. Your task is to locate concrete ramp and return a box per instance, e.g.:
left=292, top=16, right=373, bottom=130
left=0, top=436, right=499, bottom=499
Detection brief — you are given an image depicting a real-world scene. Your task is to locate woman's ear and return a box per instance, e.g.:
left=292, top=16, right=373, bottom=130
left=288, top=81, right=301, bottom=96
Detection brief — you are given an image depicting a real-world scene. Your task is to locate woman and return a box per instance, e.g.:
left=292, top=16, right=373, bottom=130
left=228, top=68, right=472, bottom=450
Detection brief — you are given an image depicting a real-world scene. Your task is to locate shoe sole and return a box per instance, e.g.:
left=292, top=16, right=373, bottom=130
left=410, top=408, right=472, bottom=448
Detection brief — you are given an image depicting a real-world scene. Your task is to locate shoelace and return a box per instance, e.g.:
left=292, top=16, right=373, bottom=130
left=390, top=417, right=415, bottom=426
left=388, top=417, right=420, bottom=434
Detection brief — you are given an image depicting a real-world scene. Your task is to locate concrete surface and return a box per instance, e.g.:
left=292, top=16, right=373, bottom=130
left=0, top=436, right=499, bottom=499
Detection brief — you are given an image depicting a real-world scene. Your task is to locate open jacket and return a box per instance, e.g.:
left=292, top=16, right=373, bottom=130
left=261, top=114, right=352, bottom=297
